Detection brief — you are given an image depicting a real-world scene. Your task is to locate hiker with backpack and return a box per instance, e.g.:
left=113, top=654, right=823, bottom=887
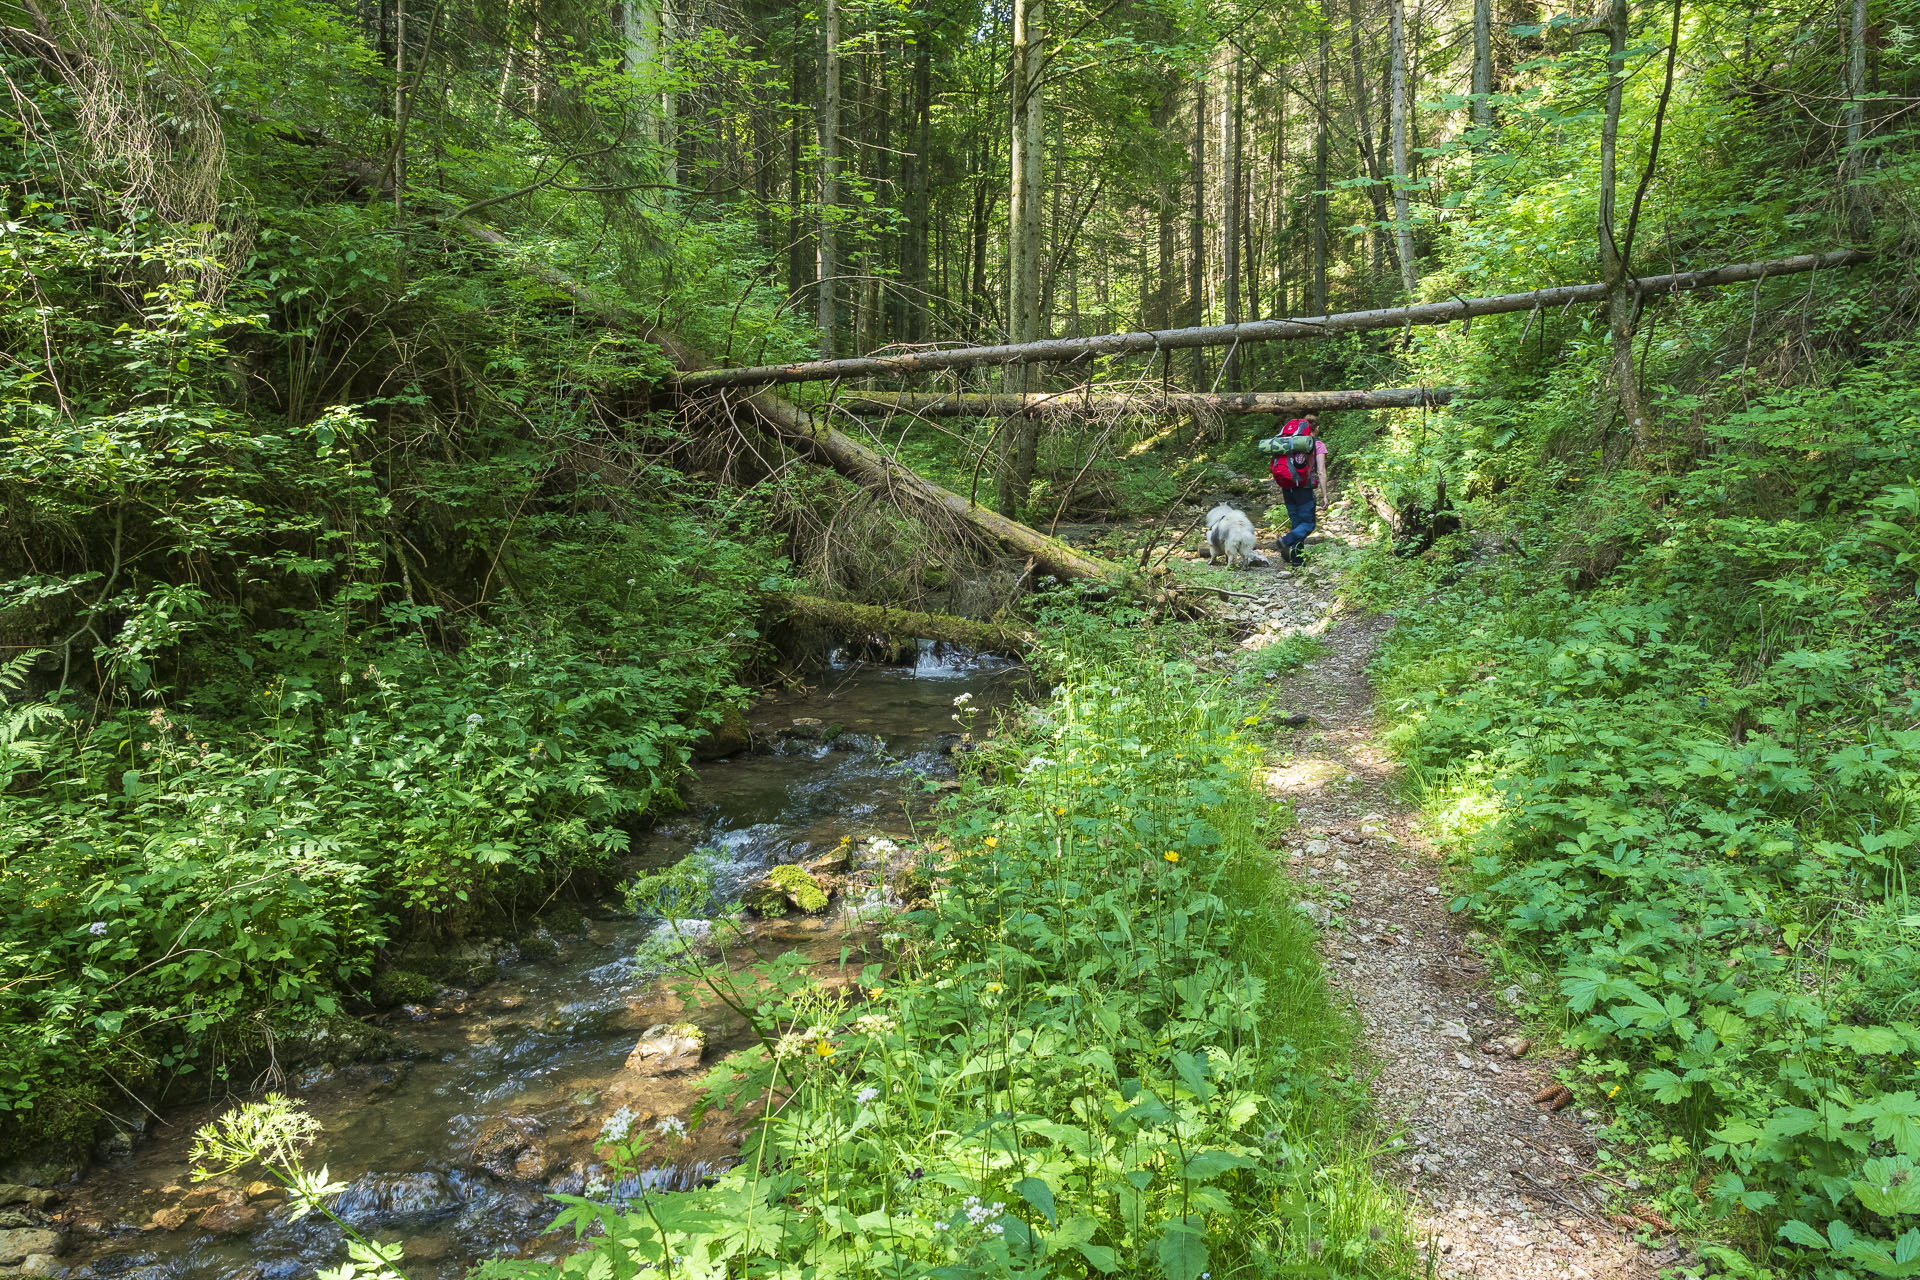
left=1262, top=414, right=1331, bottom=564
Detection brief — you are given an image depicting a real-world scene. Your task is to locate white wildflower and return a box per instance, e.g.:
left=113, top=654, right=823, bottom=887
left=87, top=921, right=109, bottom=936
left=952, top=692, right=973, bottom=706
left=655, top=1115, right=688, bottom=1139
left=852, top=1013, right=897, bottom=1036
left=1023, top=756, right=1054, bottom=773
left=855, top=1086, right=878, bottom=1106
left=465, top=712, right=483, bottom=726
left=599, top=1106, right=637, bottom=1143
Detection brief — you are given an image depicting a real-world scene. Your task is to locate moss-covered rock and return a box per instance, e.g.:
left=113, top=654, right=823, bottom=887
left=768, top=864, right=829, bottom=912
left=368, top=969, right=437, bottom=1009
left=742, top=864, right=831, bottom=915
left=692, top=704, right=751, bottom=761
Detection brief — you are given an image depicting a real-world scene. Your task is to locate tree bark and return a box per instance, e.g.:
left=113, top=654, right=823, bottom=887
left=1845, top=0, right=1869, bottom=236
left=1222, top=52, right=1243, bottom=387
left=1188, top=71, right=1209, bottom=386
left=1597, top=0, right=1642, bottom=456
left=816, top=0, right=841, bottom=358
left=678, top=250, right=1870, bottom=388
left=831, top=387, right=1460, bottom=417
left=1388, top=0, right=1419, bottom=298
left=903, top=41, right=933, bottom=341
left=1313, top=28, right=1331, bottom=314
left=779, top=594, right=1032, bottom=658
left=1471, top=0, right=1494, bottom=129
left=999, top=0, right=1046, bottom=518
left=1346, top=0, right=1390, bottom=290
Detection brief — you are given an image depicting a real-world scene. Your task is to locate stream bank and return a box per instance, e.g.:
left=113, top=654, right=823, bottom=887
left=30, top=646, right=1022, bottom=1280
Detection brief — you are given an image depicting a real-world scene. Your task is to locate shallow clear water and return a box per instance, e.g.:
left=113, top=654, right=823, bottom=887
left=59, top=646, right=1022, bottom=1280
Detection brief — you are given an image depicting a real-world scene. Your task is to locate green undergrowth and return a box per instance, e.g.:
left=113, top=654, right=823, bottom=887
left=0, top=49, right=797, bottom=1164
left=1353, top=355, right=1920, bottom=1277
left=521, top=610, right=1421, bottom=1279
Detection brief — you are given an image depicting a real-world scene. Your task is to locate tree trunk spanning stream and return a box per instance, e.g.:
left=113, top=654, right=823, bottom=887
left=677, top=250, right=1871, bottom=390
left=830, top=387, right=1457, bottom=417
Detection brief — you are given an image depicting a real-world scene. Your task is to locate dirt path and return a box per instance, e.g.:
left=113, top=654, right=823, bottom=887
left=1197, top=499, right=1679, bottom=1280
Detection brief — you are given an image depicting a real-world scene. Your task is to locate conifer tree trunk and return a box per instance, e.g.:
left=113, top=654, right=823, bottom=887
left=787, top=56, right=811, bottom=298
left=1314, top=29, right=1331, bottom=313
left=1845, top=0, right=1869, bottom=236
left=998, top=0, right=1046, bottom=518
left=1346, top=0, right=1390, bottom=291
left=1188, top=72, right=1208, bottom=386
left=1151, top=89, right=1178, bottom=330
left=816, top=0, right=841, bottom=358
left=903, top=43, right=933, bottom=340
left=1222, top=53, right=1242, bottom=388
left=1388, top=0, right=1419, bottom=298
left=1471, top=0, right=1494, bottom=129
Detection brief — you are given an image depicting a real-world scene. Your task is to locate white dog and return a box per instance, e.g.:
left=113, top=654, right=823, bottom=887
left=1205, top=504, right=1267, bottom=568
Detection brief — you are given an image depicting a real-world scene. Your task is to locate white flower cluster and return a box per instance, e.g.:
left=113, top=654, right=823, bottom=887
left=855, top=1086, right=878, bottom=1106
left=963, top=1196, right=1006, bottom=1237
left=598, top=1105, right=638, bottom=1142
left=851, top=1012, right=897, bottom=1036
left=1022, top=756, right=1054, bottom=773
left=655, top=1115, right=688, bottom=1139
left=952, top=693, right=973, bottom=707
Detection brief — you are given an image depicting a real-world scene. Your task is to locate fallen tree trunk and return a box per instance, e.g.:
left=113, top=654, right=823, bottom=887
left=455, top=222, right=1116, bottom=585
left=680, top=249, right=1872, bottom=390
left=834, top=386, right=1458, bottom=417
left=780, top=593, right=1032, bottom=658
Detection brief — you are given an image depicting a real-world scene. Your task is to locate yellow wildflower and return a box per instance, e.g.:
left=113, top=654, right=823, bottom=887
left=866, top=986, right=883, bottom=1000
left=1164, top=851, right=1180, bottom=864
left=813, top=1040, right=836, bottom=1059
left=985, top=982, right=1003, bottom=993
left=985, top=836, right=998, bottom=848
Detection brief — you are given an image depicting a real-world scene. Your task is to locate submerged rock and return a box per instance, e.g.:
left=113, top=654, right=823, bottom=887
left=332, top=1172, right=467, bottom=1227
left=625, top=1023, right=704, bottom=1075
left=194, top=1202, right=259, bottom=1235
left=470, top=1117, right=555, bottom=1182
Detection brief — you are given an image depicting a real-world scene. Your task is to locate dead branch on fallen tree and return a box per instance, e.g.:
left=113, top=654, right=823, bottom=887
left=454, top=220, right=1118, bottom=586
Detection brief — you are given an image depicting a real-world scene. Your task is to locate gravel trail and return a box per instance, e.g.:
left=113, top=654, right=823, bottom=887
left=1191, top=497, right=1678, bottom=1280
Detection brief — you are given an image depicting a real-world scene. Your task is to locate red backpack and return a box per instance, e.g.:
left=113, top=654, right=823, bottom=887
left=1267, top=419, right=1317, bottom=489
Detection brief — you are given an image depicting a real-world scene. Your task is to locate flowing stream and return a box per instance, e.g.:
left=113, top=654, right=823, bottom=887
left=56, top=646, right=1023, bottom=1280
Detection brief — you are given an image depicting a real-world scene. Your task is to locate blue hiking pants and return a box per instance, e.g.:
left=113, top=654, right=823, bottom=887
left=1278, top=486, right=1318, bottom=552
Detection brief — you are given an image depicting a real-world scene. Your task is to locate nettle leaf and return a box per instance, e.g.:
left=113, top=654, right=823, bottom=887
left=1014, top=1176, right=1056, bottom=1226
left=1182, top=1149, right=1255, bottom=1181
left=1153, top=1218, right=1209, bottom=1280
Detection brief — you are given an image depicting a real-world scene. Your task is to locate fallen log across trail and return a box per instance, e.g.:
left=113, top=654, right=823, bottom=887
left=833, top=387, right=1458, bottom=417
left=678, top=249, right=1872, bottom=391
left=780, top=594, right=1032, bottom=658
left=456, top=221, right=1116, bottom=586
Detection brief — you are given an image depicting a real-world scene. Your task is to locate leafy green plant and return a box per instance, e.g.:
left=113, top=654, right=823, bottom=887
left=507, top=614, right=1419, bottom=1279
